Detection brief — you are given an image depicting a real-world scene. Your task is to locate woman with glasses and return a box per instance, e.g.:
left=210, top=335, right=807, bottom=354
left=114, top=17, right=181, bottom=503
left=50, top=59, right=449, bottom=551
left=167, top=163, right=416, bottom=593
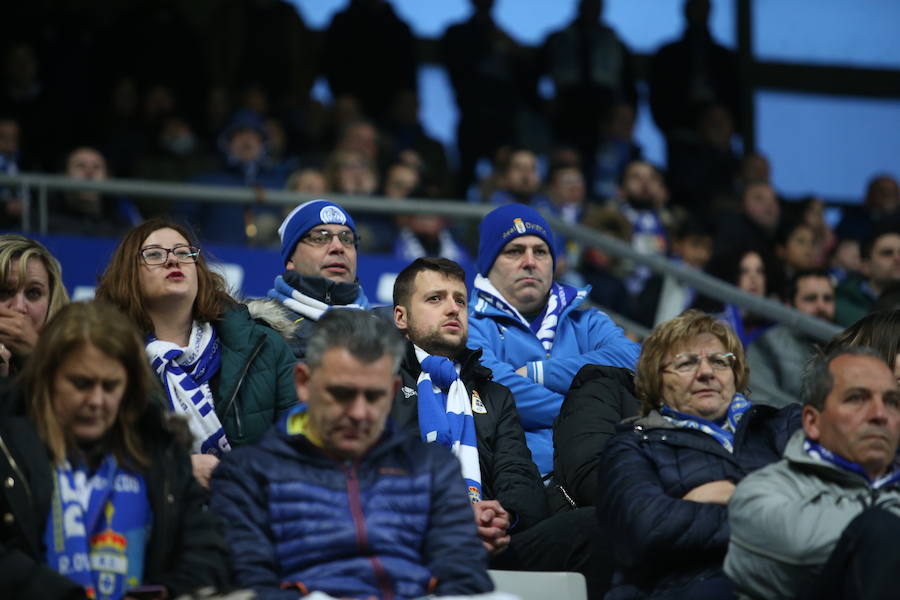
left=0, top=234, right=69, bottom=376
left=595, top=310, right=800, bottom=600
left=0, top=301, right=227, bottom=599
left=95, top=219, right=297, bottom=488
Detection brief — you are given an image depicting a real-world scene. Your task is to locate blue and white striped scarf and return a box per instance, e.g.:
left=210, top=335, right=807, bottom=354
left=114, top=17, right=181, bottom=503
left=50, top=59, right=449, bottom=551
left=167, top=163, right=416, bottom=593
left=268, top=275, right=366, bottom=321
left=804, top=437, right=900, bottom=489
left=415, top=346, right=482, bottom=503
left=146, top=321, right=230, bottom=457
left=473, top=274, right=580, bottom=353
left=659, top=394, right=751, bottom=453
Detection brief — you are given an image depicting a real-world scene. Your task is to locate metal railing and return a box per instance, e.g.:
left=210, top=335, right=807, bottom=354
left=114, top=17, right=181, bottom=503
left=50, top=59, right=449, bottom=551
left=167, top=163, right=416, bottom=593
left=0, top=172, right=843, bottom=342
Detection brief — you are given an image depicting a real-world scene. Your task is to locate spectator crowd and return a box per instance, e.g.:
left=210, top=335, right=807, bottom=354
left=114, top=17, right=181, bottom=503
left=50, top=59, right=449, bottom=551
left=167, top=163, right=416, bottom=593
left=3, top=1, right=900, bottom=599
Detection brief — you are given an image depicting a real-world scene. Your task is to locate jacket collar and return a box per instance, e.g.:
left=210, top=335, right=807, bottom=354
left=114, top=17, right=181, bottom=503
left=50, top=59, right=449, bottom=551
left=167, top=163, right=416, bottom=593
left=469, top=283, right=590, bottom=323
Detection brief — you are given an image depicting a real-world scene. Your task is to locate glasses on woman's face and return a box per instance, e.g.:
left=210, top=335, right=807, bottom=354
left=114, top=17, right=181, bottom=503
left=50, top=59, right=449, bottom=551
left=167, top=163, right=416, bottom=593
left=662, top=352, right=736, bottom=375
left=302, top=229, right=358, bottom=248
left=139, top=244, right=200, bottom=265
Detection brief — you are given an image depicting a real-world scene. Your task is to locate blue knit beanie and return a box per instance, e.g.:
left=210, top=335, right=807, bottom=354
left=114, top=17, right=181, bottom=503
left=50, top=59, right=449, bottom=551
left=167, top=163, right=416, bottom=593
left=477, top=203, right=556, bottom=276
left=278, top=199, right=357, bottom=266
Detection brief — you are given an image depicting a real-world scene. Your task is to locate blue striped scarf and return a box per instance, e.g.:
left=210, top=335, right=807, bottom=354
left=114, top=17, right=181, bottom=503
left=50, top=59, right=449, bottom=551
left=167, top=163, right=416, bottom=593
left=415, top=347, right=482, bottom=503
left=659, top=394, right=751, bottom=453
left=803, top=437, right=900, bottom=489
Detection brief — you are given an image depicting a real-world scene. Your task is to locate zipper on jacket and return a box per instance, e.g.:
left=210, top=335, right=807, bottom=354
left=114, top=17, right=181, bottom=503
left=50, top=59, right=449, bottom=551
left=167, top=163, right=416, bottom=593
left=0, top=431, right=32, bottom=504
left=220, top=334, right=267, bottom=438
left=344, top=462, right=395, bottom=600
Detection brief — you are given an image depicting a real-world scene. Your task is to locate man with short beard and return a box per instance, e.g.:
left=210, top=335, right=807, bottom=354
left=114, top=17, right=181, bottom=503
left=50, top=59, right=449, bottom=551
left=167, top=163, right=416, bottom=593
left=390, top=257, right=609, bottom=592
left=615, top=159, right=669, bottom=295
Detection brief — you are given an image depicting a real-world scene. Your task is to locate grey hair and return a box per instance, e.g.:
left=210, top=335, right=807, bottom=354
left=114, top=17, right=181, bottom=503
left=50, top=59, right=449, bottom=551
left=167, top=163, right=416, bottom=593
left=305, top=309, right=405, bottom=373
left=802, top=346, right=887, bottom=410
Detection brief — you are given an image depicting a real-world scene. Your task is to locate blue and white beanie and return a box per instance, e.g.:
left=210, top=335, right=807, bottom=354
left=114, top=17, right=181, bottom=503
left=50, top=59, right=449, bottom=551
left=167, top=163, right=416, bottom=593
left=477, top=203, right=557, bottom=276
left=278, top=199, right=357, bottom=266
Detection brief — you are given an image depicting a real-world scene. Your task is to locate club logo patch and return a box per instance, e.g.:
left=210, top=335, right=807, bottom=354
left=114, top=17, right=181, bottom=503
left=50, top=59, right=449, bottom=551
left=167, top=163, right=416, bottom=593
left=471, top=390, right=487, bottom=414
left=513, top=217, right=526, bottom=234
left=319, top=205, right=347, bottom=224
left=401, top=386, right=417, bottom=399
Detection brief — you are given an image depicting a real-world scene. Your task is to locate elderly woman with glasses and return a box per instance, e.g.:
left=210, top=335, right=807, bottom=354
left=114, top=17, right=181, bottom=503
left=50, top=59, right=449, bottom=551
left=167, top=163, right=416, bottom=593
left=596, top=310, right=800, bottom=600
left=95, top=219, right=297, bottom=488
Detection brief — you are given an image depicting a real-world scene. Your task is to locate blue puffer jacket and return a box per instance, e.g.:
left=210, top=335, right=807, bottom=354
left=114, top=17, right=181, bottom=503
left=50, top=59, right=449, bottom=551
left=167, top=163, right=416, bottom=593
left=210, top=407, right=492, bottom=600
left=467, top=286, right=640, bottom=475
left=597, top=403, right=801, bottom=599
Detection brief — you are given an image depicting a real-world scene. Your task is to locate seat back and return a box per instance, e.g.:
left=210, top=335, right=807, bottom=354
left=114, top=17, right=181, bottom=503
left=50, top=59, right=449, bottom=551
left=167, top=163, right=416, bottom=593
left=488, top=569, right=588, bottom=600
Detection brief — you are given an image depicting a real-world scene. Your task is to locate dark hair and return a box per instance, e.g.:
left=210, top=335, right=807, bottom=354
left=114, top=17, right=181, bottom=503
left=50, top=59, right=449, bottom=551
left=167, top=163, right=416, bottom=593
left=784, top=268, right=832, bottom=305
left=693, top=245, right=780, bottom=312
left=95, top=218, right=232, bottom=335
left=305, top=309, right=405, bottom=373
left=672, top=217, right=712, bottom=242
left=802, top=346, right=886, bottom=410
left=393, top=257, right=466, bottom=308
left=617, top=159, right=658, bottom=187
left=23, top=301, right=157, bottom=468
left=874, top=281, right=900, bottom=312
left=774, top=215, right=812, bottom=248
left=824, top=309, right=900, bottom=369
left=861, top=223, right=900, bottom=261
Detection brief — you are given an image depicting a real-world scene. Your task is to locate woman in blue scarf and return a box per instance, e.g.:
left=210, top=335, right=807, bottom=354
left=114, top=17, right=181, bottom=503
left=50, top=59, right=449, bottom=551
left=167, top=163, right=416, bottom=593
left=0, top=301, right=227, bottom=600
left=596, top=310, right=800, bottom=600
left=95, top=219, right=297, bottom=488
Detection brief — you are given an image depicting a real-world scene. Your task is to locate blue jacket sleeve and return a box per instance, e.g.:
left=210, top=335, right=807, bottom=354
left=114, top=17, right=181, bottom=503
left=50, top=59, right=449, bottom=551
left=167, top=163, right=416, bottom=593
left=209, top=450, right=297, bottom=600
left=422, top=445, right=494, bottom=596
left=528, top=310, right=640, bottom=395
left=466, top=317, right=563, bottom=431
left=597, top=433, right=730, bottom=569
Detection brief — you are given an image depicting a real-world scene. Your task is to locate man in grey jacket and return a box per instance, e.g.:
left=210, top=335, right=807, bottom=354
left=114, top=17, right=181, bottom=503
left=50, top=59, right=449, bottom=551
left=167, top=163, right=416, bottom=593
left=746, top=268, right=835, bottom=407
left=725, top=347, right=900, bottom=599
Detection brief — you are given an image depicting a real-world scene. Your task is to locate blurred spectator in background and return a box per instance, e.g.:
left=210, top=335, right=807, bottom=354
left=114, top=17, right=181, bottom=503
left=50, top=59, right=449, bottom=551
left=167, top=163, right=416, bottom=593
left=487, top=147, right=547, bottom=206
left=835, top=225, right=900, bottom=326
left=383, top=89, right=453, bottom=198
left=589, top=102, right=642, bottom=202
left=694, top=246, right=778, bottom=346
left=180, top=109, right=291, bottom=245
left=614, top=160, right=669, bottom=296
left=323, top=0, right=417, bottom=124
left=716, top=181, right=781, bottom=254
left=0, top=116, right=24, bottom=227
left=286, top=167, right=328, bottom=197
left=540, top=0, right=637, bottom=162
left=442, top=0, right=533, bottom=194
left=797, top=195, right=836, bottom=267
left=324, top=149, right=378, bottom=197
left=747, top=268, right=835, bottom=407
left=0, top=43, right=57, bottom=171
left=837, top=174, right=900, bottom=243
left=829, top=237, right=862, bottom=284
left=579, top=205, right=635, bottom=318
left=636, top=217, right=713, bottom=328
left=51, top=146, right=142, bottom=237
left=774, top=216, right=817, bottom=286
left=649, top=0, right=741, bottom=155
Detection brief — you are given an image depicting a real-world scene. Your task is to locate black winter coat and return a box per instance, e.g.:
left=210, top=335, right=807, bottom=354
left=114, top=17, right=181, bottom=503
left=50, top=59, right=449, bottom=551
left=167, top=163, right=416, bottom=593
left=390, top=342, right=550, bottom=532
left=553, top=364, right=639, bottom=508
left=597, top=402, right=801, bottom=599
left=0, top=389, right=229, bottom=600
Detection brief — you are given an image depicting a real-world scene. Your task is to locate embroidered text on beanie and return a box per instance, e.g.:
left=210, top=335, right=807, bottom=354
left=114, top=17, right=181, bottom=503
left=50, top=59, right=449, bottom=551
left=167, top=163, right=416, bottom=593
left=477, top=203, right=557, bottom=276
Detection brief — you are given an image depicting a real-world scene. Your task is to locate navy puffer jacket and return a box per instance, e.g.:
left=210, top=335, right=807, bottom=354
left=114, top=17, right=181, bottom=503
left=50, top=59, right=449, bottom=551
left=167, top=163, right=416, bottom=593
left=210, top=408, right=493, bottom=600
left=597, top=402, right=800, bottom=599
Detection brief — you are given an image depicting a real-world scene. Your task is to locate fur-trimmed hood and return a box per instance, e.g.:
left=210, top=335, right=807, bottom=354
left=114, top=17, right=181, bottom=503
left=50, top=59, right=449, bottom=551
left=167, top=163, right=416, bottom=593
left=246, top=298, right=298, bottom=340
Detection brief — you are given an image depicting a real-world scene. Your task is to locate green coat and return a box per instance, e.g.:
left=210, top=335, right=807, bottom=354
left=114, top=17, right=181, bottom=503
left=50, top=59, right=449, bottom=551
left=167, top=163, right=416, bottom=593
left=209, top=305, right=298, bottom=446
left=834, top=272, right=874, bottom=327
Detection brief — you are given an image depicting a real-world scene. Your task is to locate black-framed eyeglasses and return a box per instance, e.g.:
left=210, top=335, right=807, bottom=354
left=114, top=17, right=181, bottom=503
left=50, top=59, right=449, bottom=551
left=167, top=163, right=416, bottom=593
left=661, top=352, right=736, bottom=375
left=302, top=229, right=358, bottom=248
left=140, top=245, right=200, bottom=265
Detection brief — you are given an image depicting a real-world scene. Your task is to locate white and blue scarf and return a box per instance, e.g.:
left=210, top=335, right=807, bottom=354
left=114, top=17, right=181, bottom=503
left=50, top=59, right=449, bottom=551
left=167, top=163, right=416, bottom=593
left=659, top=394, right=751, bottom=453
left=45, top=457, right=151, bottom=600
left=268, top=275, right=366, bottom=321
left=415, top=346, right=482, bottom=503
left=393, top=228, right=470, bottom=264
left=146, top=321, right=229, bottom=456
left=803, top=437, right=900, bottom=489
left=473, top=274, right=580, bottom=353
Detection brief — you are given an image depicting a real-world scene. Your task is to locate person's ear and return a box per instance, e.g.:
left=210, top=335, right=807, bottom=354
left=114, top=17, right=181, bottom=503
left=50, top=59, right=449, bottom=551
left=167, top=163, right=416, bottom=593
left=394, top=304, right=408, bottom=331
left=802, top=404, right=821, bottom=441
left=294, top=362, right=311, bottom=404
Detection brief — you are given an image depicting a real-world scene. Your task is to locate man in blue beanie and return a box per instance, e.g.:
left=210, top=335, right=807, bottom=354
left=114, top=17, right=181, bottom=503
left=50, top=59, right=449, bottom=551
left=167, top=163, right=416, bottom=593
left=469, top=203, right=640, bottom=476
left=265, top=199, right=369, bottom=360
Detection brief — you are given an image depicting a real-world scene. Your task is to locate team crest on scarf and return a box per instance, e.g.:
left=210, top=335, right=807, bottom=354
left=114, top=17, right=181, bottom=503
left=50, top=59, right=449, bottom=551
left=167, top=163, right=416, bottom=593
left=471, top=390, right=487, bottom=414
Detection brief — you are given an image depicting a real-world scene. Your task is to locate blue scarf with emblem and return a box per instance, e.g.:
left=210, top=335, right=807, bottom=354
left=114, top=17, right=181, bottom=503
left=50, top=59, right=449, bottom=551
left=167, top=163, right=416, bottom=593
left=659, top=394, right=751, bottom=453
left=803, top=437, right=900, bottom=489
left=415, top=347, right=482, bottom=503
left=45, top=456, right=151, bottom=600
